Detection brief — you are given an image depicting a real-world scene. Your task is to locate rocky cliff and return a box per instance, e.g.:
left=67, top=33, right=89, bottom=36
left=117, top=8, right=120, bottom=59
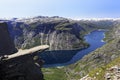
left=7, top=18, right=87, bottom=50
left=0, top=22, right=44, bottom=80
left=0, top=22, right=17, bottom=55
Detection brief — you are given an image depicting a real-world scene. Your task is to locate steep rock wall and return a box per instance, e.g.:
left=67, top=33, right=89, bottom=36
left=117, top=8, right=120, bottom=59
left=0, top=22, right=17, bottom=55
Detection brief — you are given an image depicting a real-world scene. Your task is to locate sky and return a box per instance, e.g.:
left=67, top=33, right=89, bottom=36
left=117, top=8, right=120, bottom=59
left=0, top=0, right=120, bottom=19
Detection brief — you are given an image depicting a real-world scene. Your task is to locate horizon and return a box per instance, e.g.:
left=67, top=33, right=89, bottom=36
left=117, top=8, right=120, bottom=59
left=1, top=16, right=120, bottom=21
left=0, top=0, right=120, bottom=19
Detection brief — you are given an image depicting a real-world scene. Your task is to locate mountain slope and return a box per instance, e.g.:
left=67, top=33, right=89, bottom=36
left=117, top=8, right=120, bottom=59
left=1, top=16, right=114, bottom=51
left=66, top=21, right=120, bottom=80
left=6, top=17, right=88, bottom=50
left=42, top=18, right=120, bottom=80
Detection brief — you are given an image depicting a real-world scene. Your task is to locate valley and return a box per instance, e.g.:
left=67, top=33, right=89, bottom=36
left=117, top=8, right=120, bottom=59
left=43, top=30, right=106, bottom=67
left=42, top=19, right=120, bottom=80
left=0, top=16, right=120, bottom=80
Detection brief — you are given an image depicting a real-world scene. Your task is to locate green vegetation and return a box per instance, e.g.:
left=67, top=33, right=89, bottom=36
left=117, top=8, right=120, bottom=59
left=42, top=67, right=67, bottom=80
left=29, top=22, right=39, bottom=29
left=22, top=37, right=41, bottom=49
left=103, top=30, right=113, bottom=42
left=72, top=41, right=89, bottom=49
left=55, top=22, right=73, bottom=31
left=42, top=37, right=120, bottom=80
left=88, top=56, right=120, bottom=80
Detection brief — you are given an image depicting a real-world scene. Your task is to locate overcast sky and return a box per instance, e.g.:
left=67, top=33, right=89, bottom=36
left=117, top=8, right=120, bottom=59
left=0, top=0, right=120, bottom=19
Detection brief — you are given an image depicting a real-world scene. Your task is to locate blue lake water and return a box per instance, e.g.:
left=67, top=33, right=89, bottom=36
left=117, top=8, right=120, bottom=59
left=43, top=30, right=106, bottom=67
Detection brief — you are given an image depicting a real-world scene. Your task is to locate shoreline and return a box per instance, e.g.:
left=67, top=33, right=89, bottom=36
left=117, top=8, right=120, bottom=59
left=43, top=30, right=106, bottom=68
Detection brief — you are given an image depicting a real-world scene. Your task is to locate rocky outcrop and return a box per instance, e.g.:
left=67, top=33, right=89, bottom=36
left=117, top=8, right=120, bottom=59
left=105, top=65, right=120, bottom=80
left=0, top=22, right=44, bottom=80
left=79, top=65, right=120, bottom=80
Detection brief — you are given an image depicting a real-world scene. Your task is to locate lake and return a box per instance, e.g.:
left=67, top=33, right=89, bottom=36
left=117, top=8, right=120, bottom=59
left=43, top=30, right=106, bottom=67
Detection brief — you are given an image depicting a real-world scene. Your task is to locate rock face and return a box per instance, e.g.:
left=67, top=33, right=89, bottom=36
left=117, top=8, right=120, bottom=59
left=0, top=22, right=44, bottom=80
left=7, top=20, right=87, bottom=50
left=0, top=22, right=17, bottom=55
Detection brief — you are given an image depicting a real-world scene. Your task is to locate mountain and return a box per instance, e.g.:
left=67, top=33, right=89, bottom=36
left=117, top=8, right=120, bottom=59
left=0, top=16, right=114, bottom=50
left=68, top=38, right=120, bottom=80
left=41, top=18, right=120, bottom=80
left=1, top=16, right=119, bottom=80
left=75, top=23, right=120, bottom=80
left=0, top=16, right=115, bottom=64
left=6, top=17, right=88, bottom=50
